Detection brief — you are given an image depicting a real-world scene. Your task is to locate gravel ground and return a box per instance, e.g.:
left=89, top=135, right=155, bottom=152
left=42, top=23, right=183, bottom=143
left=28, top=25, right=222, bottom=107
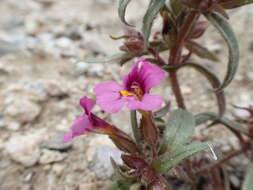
left=0, top=0, right=253, bottom=189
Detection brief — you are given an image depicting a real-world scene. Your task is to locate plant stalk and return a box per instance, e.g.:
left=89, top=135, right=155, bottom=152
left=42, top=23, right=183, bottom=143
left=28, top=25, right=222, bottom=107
left=168, top=11, right=199, bottom=109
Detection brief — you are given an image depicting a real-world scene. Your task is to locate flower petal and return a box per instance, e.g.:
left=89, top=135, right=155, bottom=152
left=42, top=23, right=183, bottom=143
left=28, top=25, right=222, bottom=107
left=126, top=99, right=142, bottom=110
left=94, top=81, right=124, bottom=94
left=139, top=94, right=164, bottom=111
left=122, top=58, right=165, bottom=92
left=139, top=61, right=165, bottom=92
left=97, top=95, right=126, bottom=113
left=80, top=96, right=94, bottom=115
left=63, top=115, right=91, bottom=142
left=94, top=81, right=126, bottom=113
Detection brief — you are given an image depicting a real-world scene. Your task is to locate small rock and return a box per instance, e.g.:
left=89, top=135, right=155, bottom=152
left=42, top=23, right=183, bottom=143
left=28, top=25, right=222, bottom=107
left=65, top=26, right=82, bottom=41
left=91, top=146, right=123, bottom=179
left=52, top=163, right=65, bottom=176
left=79, top=183, right=99, bottom=190
left=5, top=130, right=46, bottom=167
left=5, top=98, right=41, bottom=123
left=43, top=80, right=68, bottom=97
left=39, top=149, right=67, bottom=164
left=0, top=40, right=21, bottom=57
left=76, top=62, right=104, bottom=77
left=41, top=133, right=72, bottom=151
left=7, top=121, right=21, bottom=131
left=55, top=37, right=73, bottom=49
left=23, top=172, right=34, bottom=182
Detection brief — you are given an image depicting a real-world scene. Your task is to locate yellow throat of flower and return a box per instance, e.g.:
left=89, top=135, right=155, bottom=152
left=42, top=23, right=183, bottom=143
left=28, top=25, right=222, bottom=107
left=120, top=88, right=143, bottom=100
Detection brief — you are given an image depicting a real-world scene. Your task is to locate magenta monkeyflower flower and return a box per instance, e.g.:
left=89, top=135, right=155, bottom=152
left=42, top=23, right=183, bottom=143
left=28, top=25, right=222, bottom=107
left=64, top=96, right=139, bottom=153
left=94, top=58, right=165, bottom=113
left=63, top=96, right=113, bottom=143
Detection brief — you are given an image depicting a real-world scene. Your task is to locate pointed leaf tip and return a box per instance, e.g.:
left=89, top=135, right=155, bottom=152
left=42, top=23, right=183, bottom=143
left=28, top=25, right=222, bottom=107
left=142, top=0, right=166, bottom=48
left=118, top=0, right=134, bottom=26
left=205, top=12, right=240, bottom=91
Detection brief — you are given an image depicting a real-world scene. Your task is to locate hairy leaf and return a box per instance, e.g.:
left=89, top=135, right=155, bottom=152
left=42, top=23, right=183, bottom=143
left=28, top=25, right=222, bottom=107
left=78, top=52, right=128, bottom=63
left=220, top=0, right=253, bottom=9
left=242, top=163, right=253, bottom=190
left=142, top=0, right=166, bottom=47
left=195, top=112, right=248, bottom=135
left=153, top=102, right=171, bottom=118
left=159, top=109, right=195, bottom=154
left=180, top=62, right=226, bottom=115
left=185, top=41, right=219, bottom=62
left=118, top=0, right=132, bottom=26
left=205, top=12, right=240, bottom=91
left=154, top=142, right=213, bottom=173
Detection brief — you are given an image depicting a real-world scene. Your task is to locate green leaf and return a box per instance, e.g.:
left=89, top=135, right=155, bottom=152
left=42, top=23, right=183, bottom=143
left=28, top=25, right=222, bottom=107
left=154, top=142, right=213, bottom=173
left=153, top=102, right=171, bottom=118
left=78, top=52, right=128, bottom=63
left=118, top=0, right=133, bottom=26
left=104, top=179, right=132, bottom=190
left=130, top=183, right=141, bottom=190
left=205, top=12, right=240, bottom=91
left=194, top=112, right=248, bottom=135
left=130, top=111, right=141, bottom=146
left=170, top=0, right=185, bottom=17
left=142, top=0, right=166, bottom=47
left=159, top=109, right=195, bottom=154
left=220, top=0, right=253, bottom=9
left=180, top=62, right=226, bottom=116
left=242, top=163, right=253, bottom=190
left=185, top=41, right=219, bottom=62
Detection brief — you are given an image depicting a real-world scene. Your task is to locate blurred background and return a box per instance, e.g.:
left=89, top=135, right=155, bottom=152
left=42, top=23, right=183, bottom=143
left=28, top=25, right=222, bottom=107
left=0, top=0, right=253, bottom=189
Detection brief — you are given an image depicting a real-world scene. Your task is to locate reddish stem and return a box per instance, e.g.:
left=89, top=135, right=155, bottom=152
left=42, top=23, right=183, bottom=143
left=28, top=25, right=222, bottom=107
left=168, top=11, right=198, bottom=109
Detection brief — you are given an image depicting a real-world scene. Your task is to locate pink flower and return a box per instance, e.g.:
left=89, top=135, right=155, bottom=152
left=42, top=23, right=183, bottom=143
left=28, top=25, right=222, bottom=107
left=94, top=58, right=165, bottom=113
left=63, top=96, right=111, bottom=143
left=64, top=96, right=139, bottom=154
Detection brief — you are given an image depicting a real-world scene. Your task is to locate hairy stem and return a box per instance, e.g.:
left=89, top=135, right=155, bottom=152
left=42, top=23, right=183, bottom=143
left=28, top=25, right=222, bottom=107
left=168, top=11, right=199, bottom=109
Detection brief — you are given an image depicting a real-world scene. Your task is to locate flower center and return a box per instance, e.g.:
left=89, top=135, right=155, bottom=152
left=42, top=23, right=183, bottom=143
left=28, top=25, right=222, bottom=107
left=120, top=87, right=143, bottom=100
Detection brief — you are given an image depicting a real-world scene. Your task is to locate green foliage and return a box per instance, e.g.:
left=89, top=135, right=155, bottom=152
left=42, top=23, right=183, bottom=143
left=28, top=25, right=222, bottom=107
left=185, top=41, right=219, bottom=62
left=242, top=163, right=253, bottom=190
left=205, top=12, right=240, bottom=91
left=142, top=0, right=166, bottom=47
left=104, top=179, right=133, bottom=190
left=195, top=112, right=248, bottom=135
left=118, top=0, right=132, bottom=26
left=159, top=109, right=195, bottom=154
left=129, top=183, right=142, bottom=190
left=154, top=142, right=214, bottom=173
left=78, top=52, right=128, bottom=63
